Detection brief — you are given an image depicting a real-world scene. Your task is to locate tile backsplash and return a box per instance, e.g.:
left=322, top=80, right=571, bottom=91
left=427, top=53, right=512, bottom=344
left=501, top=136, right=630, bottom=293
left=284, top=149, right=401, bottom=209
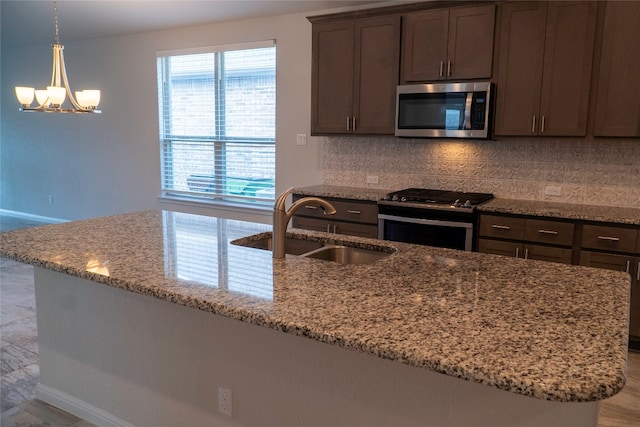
left=321, top=136, right=640, bottom=208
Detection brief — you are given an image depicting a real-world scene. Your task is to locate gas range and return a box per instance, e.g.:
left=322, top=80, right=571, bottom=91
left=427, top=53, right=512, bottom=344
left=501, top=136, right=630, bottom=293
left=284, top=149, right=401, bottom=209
left=379, top=188, right=494, bottom=213
left=377, top=188, right=494, bottom=251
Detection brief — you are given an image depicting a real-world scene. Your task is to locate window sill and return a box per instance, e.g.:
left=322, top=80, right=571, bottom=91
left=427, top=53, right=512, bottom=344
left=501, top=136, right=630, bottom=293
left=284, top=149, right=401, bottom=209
left=158, top=194, right=272, bottom=218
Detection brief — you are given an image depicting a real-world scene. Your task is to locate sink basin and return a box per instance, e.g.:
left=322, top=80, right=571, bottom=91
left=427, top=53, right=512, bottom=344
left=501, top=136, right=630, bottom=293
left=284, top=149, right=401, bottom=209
left=302, top=245, right=392, bottom=265
left=234, top=236, right=324, bottom=256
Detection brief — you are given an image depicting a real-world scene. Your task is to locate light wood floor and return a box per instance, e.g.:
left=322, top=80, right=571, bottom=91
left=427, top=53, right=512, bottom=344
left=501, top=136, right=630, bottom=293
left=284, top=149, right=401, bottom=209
left=1, top=212, right=639, bottom=426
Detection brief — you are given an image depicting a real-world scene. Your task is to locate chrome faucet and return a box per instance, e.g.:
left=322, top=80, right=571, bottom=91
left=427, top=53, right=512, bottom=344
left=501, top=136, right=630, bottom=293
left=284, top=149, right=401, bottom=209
left=272, top=188, right=336, bottom=259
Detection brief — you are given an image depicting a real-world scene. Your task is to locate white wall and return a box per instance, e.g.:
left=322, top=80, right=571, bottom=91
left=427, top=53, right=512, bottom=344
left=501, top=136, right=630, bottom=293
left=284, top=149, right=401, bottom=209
left=1, top=8, right=333, bottom=223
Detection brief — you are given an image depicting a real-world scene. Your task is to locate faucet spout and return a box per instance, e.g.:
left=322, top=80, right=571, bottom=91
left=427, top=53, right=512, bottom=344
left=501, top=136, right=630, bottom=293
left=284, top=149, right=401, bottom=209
left=272, top=188, right=336, bottom=259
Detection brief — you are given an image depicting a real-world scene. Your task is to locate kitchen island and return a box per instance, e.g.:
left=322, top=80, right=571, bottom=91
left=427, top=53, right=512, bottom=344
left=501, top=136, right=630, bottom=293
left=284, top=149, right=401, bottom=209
left=0, top=210, right=630, bottom=426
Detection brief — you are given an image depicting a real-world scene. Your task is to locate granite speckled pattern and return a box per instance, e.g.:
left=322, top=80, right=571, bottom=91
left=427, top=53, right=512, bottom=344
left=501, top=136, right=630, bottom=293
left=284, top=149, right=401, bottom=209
left=292, top=184, right=390, bottom=201
left=479, top=198, right=640, bottom=226
left=0, top=210, right=630, bottom=403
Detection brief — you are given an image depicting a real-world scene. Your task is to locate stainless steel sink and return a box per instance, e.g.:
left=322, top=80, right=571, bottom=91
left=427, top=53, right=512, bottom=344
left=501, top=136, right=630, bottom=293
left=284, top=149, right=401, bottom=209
left=235, top=236, right=324, bottom=256
left=232, top=233, right=394, bottom=264
left=302, top=245, right=392, bottom=265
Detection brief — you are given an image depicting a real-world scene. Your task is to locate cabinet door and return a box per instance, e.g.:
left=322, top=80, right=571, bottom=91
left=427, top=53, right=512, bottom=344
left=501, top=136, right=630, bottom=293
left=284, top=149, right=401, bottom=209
left=447, top=4, right=495, bottom=80
left=478, top=238, right=522, bottom=258
left=334, top=221, right=378, bottom=239
left=478, top=214, right=525, bottom=240
left=524, top=219, right=574, bottom=247
left=579, top=250, right=634, bottom=274
left=353, top=15, right=401, bottom=134
left=494, top=1, right=547, bottom=136
left=401, top=8, right=449, bottom=82
left=581, top=224, right=638, bottom=254
left=292, top=216, right=333, bottom=234
left=632, top=257, right=640, bottom=339
left=524, top=244, right=572, bottom=264
left=311, top=21, right=354, bottom=134
left=538, top=1, right=597, bottom=136
left=593, top=1, right=640, bottom=137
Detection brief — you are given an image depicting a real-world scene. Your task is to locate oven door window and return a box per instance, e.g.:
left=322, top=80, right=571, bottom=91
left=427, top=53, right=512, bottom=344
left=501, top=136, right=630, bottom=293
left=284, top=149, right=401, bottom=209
left=383, top=218, right=469, bottom=251
left=397, top=92, right=467, bottom=130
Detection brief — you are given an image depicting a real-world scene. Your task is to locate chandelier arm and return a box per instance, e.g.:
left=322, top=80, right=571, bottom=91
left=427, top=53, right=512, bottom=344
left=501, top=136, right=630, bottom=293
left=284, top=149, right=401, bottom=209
left=57, top=47, right=85, bottom=110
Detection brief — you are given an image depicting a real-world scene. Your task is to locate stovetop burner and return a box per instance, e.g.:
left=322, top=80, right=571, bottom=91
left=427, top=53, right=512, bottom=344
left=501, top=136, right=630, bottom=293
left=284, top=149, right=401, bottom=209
left=380, top=188, right=493, bottom=209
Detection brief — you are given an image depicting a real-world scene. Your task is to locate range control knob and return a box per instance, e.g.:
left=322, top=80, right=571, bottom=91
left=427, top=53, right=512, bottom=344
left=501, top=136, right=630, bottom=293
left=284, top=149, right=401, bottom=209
left=392, top=194, right=399, bottom=201
left=400, top=197, right=407, bottom=202
left=463, top=200, right=472, bottom=208
left=453, top=199, right=462, bottom=208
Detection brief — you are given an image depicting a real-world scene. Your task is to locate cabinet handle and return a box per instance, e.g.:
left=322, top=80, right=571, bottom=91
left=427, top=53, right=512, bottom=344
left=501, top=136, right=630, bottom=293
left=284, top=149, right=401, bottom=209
left=327, top=224, right=330, bottom=233
left=447, top=61, right=451, bottom=77
left=637, top=262, right=639, bottom=281
left=515, top=247, right=519, bottom=258
left=537, top=229, right=559, bottom=235
left=346, top=117, right=351, bottom=131
left=524, top=248, right=529, bottom=260
left=492, top=224, right=511, bottom=230
left=597, top=236, right=620, bottom=242
left=347, top=210, right=361, bottom=215
left=352, top=117, right=356, bottom=131
left=304, top=205, right=319, bottom=210
left=333, top=224, right=337, bottom=233
left=626, top=260, right=630, bottom=274
left=532, top=116, right=537, bottom=134
left=439, top=61, right=444, bottom=77
left=541, top=115, right=546, bottom=134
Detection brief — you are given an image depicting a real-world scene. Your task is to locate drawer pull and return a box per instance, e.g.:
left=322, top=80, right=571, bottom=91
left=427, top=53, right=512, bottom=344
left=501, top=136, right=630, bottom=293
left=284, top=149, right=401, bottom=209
left=637, top=262, right=639, bottom=281
left=304, top=205, right=319, bottom=210
left=492, top=225, right=511, bottom=230
left=597, top=235, right=620, bottom=242
left=537, top=229, right=558, bottom=235
left=524, top=248, right=529, bottom=259
left=346, top=210, right=361, bottom=215
left=626, top=260, right=631, bottom=274
left=515, top=247, right=519, bottom=258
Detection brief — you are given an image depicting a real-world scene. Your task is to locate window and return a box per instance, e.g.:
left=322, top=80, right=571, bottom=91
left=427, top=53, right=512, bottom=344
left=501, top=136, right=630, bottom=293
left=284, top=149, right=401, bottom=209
left=157, top=41, right=276, bottom=206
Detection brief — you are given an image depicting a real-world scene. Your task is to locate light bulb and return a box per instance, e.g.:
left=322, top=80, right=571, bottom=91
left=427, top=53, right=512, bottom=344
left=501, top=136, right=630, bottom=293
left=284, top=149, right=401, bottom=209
left=83, top=90, right=100, bottom=109
left=15, top=87, right=35, bottom=107
left=47, top=86, right=66, bottom=107
left=35, top=90, right=50, bottom=107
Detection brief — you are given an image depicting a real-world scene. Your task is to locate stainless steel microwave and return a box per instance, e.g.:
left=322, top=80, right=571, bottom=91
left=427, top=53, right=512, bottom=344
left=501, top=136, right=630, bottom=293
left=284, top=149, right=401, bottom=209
left=395, top=81, right=493, bottom=139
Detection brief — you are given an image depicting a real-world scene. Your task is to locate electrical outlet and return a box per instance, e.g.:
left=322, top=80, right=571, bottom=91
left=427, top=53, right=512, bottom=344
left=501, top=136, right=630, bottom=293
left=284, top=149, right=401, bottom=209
left=296, top=133, right=307, bottom=146
left=48, top=195, right=54, bottom=204
left=544, top=185, right=562, bottom=197
left=218, top=387, right=232, bottom=416
left=366, top=175, right=379, bottom=184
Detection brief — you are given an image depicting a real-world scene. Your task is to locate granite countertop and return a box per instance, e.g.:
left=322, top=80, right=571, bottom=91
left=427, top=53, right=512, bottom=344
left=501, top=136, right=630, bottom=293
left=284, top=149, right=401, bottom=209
left=479, top=198, right=640, bottom=226
left=0, top=210, right=630, bottom=403
left=293, top=184, right=390, bottom=202
left=295, top=185, right=640, bottom=226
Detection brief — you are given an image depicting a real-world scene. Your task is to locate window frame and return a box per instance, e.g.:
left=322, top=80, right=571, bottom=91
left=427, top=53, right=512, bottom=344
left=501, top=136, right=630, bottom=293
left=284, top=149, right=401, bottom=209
left=156, top=40, right=276, bottom=211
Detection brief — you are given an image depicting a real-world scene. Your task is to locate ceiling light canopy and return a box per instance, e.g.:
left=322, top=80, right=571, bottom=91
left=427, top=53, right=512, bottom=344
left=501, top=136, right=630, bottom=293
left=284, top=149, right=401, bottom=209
left=14, top=0, right=101, bottom=114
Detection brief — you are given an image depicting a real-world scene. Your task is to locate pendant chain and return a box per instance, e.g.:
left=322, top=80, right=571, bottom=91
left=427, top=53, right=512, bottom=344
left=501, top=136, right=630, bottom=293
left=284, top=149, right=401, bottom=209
left=53, top=0, right=60, bottom=44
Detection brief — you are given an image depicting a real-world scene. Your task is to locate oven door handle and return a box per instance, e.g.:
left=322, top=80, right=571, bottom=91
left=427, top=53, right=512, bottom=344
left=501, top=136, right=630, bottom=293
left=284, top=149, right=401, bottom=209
left=378, top=214, right=473, bottom=229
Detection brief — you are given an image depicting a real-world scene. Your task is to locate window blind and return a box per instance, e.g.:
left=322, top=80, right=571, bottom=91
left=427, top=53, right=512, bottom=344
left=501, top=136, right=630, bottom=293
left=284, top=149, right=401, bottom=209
left=157, top=41, right=276, bottom=205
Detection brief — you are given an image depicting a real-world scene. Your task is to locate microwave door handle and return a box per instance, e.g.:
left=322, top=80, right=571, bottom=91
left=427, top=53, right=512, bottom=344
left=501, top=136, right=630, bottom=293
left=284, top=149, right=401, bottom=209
left=463, top=92, right=473, bottom=130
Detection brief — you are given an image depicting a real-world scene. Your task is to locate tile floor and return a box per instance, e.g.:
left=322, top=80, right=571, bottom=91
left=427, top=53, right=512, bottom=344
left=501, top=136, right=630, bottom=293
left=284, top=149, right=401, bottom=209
left=1, top=212, right=639, bottom=426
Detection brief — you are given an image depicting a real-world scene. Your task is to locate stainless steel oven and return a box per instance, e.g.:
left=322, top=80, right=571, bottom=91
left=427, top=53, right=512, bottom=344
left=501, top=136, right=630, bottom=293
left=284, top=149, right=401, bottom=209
left=377, top=189, right=493, bottom=251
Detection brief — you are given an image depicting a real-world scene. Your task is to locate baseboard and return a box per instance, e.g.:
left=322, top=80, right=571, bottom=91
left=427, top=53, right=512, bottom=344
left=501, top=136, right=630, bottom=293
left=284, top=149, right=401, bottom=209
left=35, top=383, right=134, bottom=427
left=0, top=209, right=68, bottom=224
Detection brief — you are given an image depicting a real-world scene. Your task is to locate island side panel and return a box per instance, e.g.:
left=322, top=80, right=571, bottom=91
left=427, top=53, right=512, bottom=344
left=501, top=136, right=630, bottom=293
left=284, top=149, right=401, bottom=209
left=33, top=267, right=599, bottom=427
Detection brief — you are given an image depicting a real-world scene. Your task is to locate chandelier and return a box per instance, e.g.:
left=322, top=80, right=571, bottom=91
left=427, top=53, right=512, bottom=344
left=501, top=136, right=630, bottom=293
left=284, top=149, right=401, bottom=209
left=14, top=0, right=101, bottom=113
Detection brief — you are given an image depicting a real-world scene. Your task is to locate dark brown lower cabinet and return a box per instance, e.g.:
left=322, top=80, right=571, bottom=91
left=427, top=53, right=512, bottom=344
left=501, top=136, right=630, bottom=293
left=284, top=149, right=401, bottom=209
left=524, top=244, right=573, bottom=264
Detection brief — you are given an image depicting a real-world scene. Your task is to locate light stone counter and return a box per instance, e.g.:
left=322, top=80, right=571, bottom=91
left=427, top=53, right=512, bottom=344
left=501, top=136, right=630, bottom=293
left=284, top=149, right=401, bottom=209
left=479, top=198, right=640, bottom=226
left=0, top=209, right=630, bottom=406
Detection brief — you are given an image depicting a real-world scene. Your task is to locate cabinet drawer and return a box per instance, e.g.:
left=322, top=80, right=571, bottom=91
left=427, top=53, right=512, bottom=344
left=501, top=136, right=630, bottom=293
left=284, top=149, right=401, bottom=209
left=479, top=215, right=525, bottom=240
left=579, top=250, right=634, bottom=273
left=291, top=196, right=338, bottom=220
left=478, top=238, right=522, bottom=258
left=331, top=199, right=378, bottom=224
left=581, top=225, right=638, bottom=253
left=524, top=244, right=572, bottom=265
left=524, top=219, right=574, bottom=246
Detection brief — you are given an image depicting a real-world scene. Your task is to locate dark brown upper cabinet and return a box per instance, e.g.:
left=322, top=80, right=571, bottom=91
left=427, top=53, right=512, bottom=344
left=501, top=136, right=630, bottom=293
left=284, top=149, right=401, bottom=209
left=494, top=1, right=597, bottom=136
left=311, top=15, right=401, bottom=135
left=401, top=4, right=496, bottom=83
left=593, top=1, right=640, bottom=137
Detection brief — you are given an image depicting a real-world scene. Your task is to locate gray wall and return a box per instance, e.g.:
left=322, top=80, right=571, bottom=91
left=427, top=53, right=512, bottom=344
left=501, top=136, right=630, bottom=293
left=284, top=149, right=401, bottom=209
left=1, top=8, right=331, bottom=223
